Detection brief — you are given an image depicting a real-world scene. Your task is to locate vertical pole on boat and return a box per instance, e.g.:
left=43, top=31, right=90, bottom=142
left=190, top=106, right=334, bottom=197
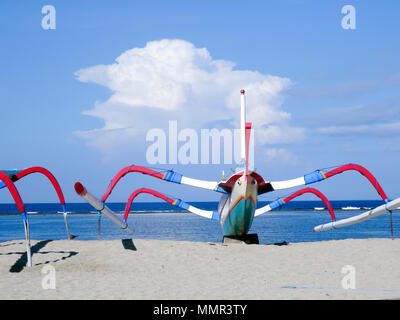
left=245, top=122, right=252, bottom=178
left=22, top=212, right=32, bottom=267
left=240, top=89, right=246, bottom=163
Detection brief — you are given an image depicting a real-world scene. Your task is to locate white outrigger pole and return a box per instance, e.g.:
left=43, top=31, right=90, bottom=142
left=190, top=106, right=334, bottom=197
left=314, top=197, right=400, bottom=232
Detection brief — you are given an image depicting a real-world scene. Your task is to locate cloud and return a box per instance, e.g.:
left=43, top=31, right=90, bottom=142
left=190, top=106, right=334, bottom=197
left=306, top=97, right=400, bottom=127
left=264, top=148, right=299, bottom=164
left=303, top=96, right=400, bottom=138
left=315, top=122, right=400, bottom=137
left=75, top=39, right=304, bottom=156
left=288, top=73, right=400, bottom=108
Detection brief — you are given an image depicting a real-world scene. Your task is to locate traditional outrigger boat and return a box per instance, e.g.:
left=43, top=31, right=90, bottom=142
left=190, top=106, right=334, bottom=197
left=3, top=91, right=397, bottom=268
left=75, top=90, right=399, bottom=242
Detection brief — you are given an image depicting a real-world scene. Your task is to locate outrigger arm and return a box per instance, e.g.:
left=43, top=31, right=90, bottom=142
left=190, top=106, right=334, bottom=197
left=0, top=170, right=32, bottom=267
left=268, top=163, right=388, bottom=202
left=255, top=187, right=336, bottom=221
left=123, top=187, right=219, bottom=221
left=101, top=165, right=226, bottom=203
left=0, top=167, right=73, bottom=240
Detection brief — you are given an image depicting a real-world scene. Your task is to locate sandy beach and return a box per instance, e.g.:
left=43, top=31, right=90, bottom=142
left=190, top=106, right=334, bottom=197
left=1, top=237, right=399, bottom=300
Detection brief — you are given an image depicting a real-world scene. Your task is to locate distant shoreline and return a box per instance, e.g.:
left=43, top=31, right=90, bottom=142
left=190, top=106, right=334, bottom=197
left=2, top=207, right=399, bottom=216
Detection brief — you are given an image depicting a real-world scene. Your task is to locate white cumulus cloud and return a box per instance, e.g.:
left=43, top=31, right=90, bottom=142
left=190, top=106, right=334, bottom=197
left=264, top=148, right=299, bottom=164
left=75, top=39, right=304, bottom=155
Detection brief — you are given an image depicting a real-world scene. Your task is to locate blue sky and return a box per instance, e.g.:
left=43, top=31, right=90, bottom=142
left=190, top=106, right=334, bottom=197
left=0, top=0, right=399, bottom=204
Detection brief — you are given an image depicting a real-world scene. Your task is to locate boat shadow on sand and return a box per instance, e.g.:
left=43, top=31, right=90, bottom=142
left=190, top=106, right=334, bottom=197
left=0, top=240, right=79, bottom=273
left=121, top=238, right=137, bottom=251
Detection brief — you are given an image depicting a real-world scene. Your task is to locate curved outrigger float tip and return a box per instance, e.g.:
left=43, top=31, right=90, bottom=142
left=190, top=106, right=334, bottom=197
left=0, top=167, right=74, bottom=268
left=73, top=90, right=399, bottom=242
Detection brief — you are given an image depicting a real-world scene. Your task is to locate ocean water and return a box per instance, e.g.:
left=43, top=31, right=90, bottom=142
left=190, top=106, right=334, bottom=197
left=0, top=201, right=398, bottom=244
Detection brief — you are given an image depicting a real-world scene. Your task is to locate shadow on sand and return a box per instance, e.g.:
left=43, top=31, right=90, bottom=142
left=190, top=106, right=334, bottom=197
left=3, top=240, right=79, bottom=273
left=270, top=241, right=289, bottom=246
left=121, top=238, right=137, bottom=251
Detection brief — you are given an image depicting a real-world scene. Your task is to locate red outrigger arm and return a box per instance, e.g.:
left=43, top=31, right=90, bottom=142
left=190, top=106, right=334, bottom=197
left=123, top=187, right=219, bottom=221
left=0, top=170, right=32, bottom=267
left=255, top=187, right=336, bottom=221
left=102, top=166, right=163, bottom=202
left=102, top=165, right=224, bottom=203
left=0, top=170, right=25, bottom=214
left=124, top=188, right=179, bottom=220
left=1, top=166, right=73, bottom=240
left=268, top=163, right=388, bottom=202
left=323, top=164, right=387, bottom=201
left=14, top=167, right=66, bottom=206
left=14, top=167, right=72, bottom=239
left=283, top=188, right=335, bottom=220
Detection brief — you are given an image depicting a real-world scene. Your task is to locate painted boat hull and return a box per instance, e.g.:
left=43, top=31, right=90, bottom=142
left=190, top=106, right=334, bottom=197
left=222, top=197, right=256, bottom=236
left=219, top=172, right=258, bottom=236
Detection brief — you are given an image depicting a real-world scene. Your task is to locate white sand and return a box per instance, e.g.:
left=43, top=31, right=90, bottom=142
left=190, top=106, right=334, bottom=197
left=1, top=238, right=400, bottom=300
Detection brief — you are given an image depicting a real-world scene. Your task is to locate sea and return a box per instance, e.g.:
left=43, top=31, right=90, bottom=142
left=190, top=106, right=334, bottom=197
left=0, top=200, right=398, bottom=244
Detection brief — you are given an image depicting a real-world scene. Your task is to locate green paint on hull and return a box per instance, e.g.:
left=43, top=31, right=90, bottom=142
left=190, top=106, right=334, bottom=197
left=223, top=198, right=255, bottom=236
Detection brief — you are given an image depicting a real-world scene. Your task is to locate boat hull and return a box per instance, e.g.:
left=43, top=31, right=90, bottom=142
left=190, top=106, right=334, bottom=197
left=222, top=197, right=256, bottom=236
left=218, top=172, right=258, bottom=236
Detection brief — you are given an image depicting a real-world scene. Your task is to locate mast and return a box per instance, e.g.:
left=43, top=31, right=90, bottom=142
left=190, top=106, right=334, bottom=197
left=240, top=89, right=246, bottom=163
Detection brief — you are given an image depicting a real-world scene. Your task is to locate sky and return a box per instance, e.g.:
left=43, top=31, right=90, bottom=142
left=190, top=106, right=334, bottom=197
left=0, top=0, right=399, bottom=204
